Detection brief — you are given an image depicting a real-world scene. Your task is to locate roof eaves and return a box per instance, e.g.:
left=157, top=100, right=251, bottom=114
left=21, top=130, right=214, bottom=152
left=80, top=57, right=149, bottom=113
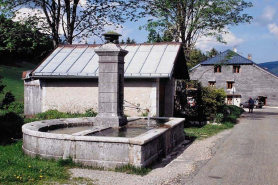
left=169, top=44, right=183, bottom=79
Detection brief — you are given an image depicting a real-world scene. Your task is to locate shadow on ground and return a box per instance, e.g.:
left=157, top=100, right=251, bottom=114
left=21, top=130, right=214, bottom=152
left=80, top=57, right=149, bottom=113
left=151, top=136, right=196, bottom=170
left=242, top=108, right=278, bottom=120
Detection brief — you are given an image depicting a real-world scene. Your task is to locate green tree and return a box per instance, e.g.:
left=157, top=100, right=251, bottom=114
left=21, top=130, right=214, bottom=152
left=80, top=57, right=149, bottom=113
left=156, top=33, right=161, bottom=43
left=126, top=37, right=131, bottom=44
left=141, top=0, right=252, bottom=55
left=188, top=48, right=207, bottom=69
left=207, top=48, right=219, bottom=58
left=1, top=0, right=140, bottom=47
left=0, top=14, right=53, bottom=64
left=120, top=39, right=125, bottom=44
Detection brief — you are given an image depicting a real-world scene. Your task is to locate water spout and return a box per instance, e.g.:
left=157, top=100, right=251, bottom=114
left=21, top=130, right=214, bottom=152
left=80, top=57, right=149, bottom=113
left=147, top=108, right=150, bottom=127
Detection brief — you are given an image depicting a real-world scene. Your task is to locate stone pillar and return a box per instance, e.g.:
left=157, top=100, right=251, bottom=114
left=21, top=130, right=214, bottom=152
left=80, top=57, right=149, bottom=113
left=94, top=43, right=128, bottom=127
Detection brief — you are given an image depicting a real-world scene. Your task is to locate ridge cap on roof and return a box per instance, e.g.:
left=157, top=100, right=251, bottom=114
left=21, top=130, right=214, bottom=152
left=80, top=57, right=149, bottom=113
left=57, top=42, right=182, bottom=47
left=201, top=49, right=254, bottom=65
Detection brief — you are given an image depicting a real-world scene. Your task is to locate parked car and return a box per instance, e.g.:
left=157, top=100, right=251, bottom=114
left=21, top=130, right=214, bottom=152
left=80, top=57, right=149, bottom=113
left=240, top=100, right=263, bottom=108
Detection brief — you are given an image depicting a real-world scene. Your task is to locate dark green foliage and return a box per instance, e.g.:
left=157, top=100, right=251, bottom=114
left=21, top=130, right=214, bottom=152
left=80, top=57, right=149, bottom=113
left=5, top=101, right=24, bottom=115
left=222, top=105, right=244, bottom=124
left=215, top=113, right=224, bottom=124
left=0, top=75, right=4, bottom=94
left=1, top=91, right=15, bottom=109
left=84, top=108, right=98, bottom=117
left=201, top=87, right=226, bottom=121
left=115, top=164, right=151, bottom=176
left=0, top=14, right=53, bottom=65
left=126, top=37, right=131, bottom=44
left=207, top=48, right=219, bottom=58
left=0, top=112, right=24, bottom=144
left=188, top=48, right=208, bottom=69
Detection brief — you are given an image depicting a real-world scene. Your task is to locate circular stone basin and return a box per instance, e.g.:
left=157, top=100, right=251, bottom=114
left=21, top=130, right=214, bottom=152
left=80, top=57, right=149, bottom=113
left=22, top=117, right=185, bottom=168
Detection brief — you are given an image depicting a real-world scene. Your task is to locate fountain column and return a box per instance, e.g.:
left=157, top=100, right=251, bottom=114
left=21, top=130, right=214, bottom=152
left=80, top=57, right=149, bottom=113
left=94, top=33, right=128, bottom=127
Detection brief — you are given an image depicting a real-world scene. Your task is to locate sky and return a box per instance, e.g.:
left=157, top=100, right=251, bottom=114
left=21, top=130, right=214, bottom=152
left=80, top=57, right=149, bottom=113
left=13, top=0, right=278, bottom=64
left=89, top=0, right=278, bottom=64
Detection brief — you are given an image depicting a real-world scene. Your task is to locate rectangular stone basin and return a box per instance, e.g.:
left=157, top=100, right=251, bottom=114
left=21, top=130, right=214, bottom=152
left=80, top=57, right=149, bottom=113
left=22, top=117, right=185, bottom=168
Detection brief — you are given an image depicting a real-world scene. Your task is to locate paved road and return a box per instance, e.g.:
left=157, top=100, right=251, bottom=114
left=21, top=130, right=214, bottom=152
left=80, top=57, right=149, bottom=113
left=185, top=107, right=278, bottom=185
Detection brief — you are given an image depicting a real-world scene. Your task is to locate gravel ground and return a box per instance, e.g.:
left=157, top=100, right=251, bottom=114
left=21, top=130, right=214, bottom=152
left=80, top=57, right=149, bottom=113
left=69, top=129, right=232, bottom=185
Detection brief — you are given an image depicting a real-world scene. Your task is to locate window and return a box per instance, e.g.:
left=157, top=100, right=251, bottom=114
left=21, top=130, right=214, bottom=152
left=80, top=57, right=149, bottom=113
left=227, top=97, right=233, bottom=105
left=214, top=66, right=221, bottom=73
left=227, top=82, right=234, bottom=89
left=233, top=65, right=240, bottom=73
left=209, top=81, right=215, bottom=87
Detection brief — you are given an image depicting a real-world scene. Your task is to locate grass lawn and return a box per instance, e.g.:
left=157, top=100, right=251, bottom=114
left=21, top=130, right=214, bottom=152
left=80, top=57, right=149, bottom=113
left=0, top=141, right=70, bottom=184
left=0, top=63, right=35, bottom=102
left=0, top=141, right=150, bottom=184
left=184, top=122, right=234, bottom=140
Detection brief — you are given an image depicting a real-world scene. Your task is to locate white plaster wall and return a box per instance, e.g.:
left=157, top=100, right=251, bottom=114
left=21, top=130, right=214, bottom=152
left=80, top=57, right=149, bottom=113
left=124, top=79, right=158, bottom=117
left=41, top=79, right=158, bottom=117
left=42, top=79, right=99, bottom=113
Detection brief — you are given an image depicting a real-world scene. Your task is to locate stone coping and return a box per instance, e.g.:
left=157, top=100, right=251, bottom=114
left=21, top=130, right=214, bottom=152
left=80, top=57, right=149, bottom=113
left=22, top=117, right=185, bottom=146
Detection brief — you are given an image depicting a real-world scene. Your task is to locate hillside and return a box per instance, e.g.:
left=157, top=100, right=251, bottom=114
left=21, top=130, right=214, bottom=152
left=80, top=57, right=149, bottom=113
left=258, top=61, right=278, bottom=76
left=0, top=63, right=36, bottom=101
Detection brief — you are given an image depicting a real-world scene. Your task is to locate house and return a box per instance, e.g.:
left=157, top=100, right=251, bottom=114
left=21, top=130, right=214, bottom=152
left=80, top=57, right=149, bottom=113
left=190, top=50, right=278, bottom=106
left=23, top=43, right=188, bottom=117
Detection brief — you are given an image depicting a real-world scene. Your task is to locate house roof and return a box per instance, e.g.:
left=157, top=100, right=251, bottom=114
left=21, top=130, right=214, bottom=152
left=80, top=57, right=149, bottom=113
left=31, top=43, right=184, bottom=79
left=200, top=49, right=254, bottom=65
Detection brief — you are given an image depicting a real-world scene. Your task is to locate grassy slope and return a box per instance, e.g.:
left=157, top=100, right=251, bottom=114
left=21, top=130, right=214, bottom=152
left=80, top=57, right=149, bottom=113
left=0, top=63, right=35, bottom=101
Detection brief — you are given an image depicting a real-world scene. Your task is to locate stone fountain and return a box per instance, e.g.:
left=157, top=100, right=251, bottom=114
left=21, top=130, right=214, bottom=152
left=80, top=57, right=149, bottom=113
left=94, top=33, right=127, bottom=127
left=22, top=33, right=185, bottom=168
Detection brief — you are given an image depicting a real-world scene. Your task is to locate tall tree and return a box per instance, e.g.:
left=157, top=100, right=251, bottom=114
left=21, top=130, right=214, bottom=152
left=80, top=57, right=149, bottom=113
left=0, top=14, right=53, bottom=64
left=126, top=37, right=131, bottom=44
left=0, top=14, right=52, bottom=54
left=188, top=48, right=207, bottom=69
left=207, top=48, right=219, bottom=58
left=1, top=0, right=140, bottom=48
left=140, top=0, right=253, bottom=56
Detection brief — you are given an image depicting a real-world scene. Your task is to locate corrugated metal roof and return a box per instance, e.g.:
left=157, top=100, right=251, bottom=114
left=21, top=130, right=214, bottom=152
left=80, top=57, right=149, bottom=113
left=201, top=49, right=253, bottom=65
left=32, top=43, right=182, bottom=79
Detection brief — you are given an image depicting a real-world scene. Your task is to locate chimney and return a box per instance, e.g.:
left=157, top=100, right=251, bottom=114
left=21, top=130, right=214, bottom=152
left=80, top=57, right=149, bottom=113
left=233, top=47, right=237, bottom=53
left=248, top=54, right=252, bottom=60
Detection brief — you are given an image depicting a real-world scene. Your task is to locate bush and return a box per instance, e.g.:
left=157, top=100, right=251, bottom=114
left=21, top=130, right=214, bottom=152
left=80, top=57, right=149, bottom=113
left=25, top=109, right=98, bottom=123
left=6, top=101, right=24, bottom=115
left=0, top=112, right=24, bottom=144
left=84, top=108, right=97, bottom=117
left=201, top=87, right=226, bottom=121
left=215, top=113, right=224, bottom=123
left=222, top=105, right=244, bottom=124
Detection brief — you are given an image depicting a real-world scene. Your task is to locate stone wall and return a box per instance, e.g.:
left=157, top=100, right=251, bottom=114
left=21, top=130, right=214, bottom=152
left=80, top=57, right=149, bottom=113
left=39, top=78, right=159, bottom=116
left=190, top=64, right=278, bottom=106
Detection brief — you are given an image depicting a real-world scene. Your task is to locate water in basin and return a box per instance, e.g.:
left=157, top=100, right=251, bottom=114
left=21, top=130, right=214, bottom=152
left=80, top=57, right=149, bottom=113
left=42, top=119, right=169, bottom=137
left=47, top=126, right=93, bottom=134
left=87, top=126, right=153, bottom=138
left=88, top=118, right=169, bottom=138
